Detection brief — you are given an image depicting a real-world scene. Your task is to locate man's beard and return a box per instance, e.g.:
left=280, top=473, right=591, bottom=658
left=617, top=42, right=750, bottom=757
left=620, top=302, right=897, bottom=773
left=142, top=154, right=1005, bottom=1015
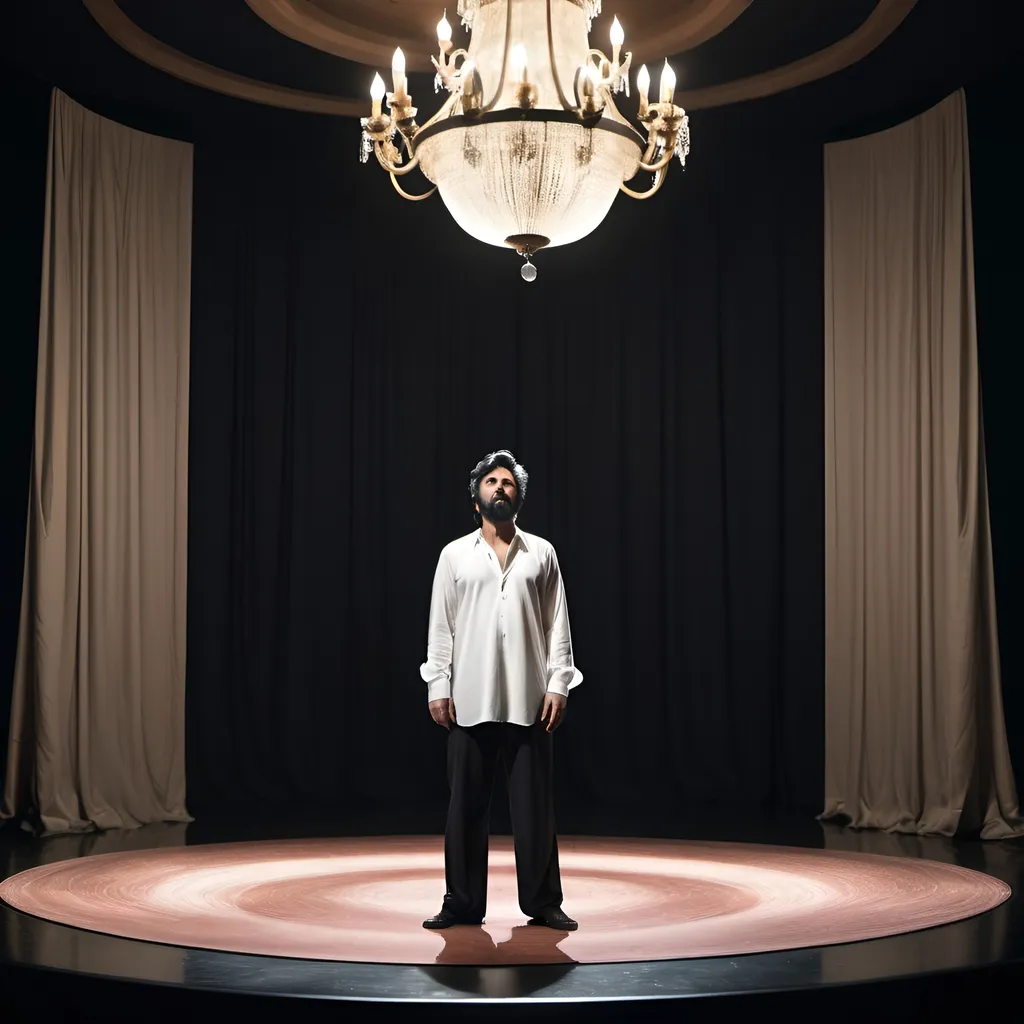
left=480, top=492, right=516, bottom=523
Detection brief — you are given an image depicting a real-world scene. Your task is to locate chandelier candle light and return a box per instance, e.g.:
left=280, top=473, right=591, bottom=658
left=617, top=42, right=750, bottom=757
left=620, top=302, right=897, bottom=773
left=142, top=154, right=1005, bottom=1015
left=359, top=0, right=690, bottom=281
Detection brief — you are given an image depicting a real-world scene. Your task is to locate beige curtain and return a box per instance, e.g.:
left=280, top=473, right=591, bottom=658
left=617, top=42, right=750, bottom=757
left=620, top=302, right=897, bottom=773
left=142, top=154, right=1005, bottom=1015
left=823, top=89, right=1022, bottom=839
left=2, top=90, right=193, bottom=834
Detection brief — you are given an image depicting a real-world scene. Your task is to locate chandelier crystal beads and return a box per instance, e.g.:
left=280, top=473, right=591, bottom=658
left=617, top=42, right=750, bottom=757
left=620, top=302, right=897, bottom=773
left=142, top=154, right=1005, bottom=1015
left=359, top=0, right=691, bottom=278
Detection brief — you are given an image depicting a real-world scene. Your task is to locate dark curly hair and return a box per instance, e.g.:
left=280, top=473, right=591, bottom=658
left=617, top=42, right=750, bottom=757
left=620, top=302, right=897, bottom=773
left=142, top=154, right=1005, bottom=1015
left=468, top=450, right=529, bottom=526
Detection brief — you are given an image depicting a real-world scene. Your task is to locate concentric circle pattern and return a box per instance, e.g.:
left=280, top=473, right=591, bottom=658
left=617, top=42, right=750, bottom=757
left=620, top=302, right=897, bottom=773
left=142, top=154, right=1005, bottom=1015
left=0, top=836, right=1009, bottom=964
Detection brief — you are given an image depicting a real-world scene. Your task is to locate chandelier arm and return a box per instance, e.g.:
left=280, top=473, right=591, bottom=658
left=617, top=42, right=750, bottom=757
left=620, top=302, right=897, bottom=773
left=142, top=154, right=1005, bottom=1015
left=479, top=0, right=514, bottom=113
left=587, top=48, right=631, bottom=90
left=374, top=143, right=422, bottom=176
left=638, top=147, right=677, bottom=174
left=620, top=166, right=669, bottom=201
left=546, top=0, right=579, bottom=112
left=390, top=173, right=437, bottom=201
left=433, top=49, right=471, bottom=94
left=417, top=92, right=459, bottom=135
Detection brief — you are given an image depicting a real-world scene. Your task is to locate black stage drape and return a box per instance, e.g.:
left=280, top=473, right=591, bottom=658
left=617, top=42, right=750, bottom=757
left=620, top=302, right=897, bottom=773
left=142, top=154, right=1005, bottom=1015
left=3, top=61, right=1018, bottom=824
left=967, top=61, right=1024, bottom=784
left=0, top=67, right=49, bottom=799
left=185, top=109, right=825, bottom=822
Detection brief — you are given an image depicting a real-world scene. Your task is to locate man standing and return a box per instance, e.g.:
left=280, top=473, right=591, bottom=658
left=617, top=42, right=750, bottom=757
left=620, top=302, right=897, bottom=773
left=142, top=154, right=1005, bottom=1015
left=420, top=450, right=582, bottom=931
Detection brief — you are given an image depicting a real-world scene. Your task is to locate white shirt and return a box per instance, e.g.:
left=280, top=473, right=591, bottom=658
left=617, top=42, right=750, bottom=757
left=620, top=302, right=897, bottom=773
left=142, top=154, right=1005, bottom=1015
left=419, top=527, right=583, bottom=727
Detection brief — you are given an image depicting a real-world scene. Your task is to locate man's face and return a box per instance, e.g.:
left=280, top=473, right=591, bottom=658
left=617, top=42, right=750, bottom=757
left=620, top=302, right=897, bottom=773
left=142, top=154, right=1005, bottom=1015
left=476, top=466, right=517, bottom=523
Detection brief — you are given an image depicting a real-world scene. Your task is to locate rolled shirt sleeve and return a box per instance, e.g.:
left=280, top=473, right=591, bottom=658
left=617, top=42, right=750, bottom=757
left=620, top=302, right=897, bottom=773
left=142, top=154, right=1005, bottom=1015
left=419, top=549, right=457, bottom=702
left=542, top=547, right=583, bottom=697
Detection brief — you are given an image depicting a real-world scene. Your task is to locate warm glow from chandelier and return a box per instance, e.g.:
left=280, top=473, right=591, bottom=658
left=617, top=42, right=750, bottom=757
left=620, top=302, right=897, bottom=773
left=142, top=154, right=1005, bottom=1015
left=359, top=0, right=691, bottom=280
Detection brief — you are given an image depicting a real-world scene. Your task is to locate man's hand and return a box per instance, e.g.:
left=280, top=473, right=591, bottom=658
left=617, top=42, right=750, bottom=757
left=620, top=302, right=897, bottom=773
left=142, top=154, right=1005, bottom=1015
left=540, top=692, right=567, bottom=732
left=429, top=697, right=457, bottom=729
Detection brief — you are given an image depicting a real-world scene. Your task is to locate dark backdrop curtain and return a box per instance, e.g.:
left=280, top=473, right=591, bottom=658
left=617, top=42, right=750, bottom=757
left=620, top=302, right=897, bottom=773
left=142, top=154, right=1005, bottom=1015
left=0, top=66, right=49, bottom=801
left=185, top=107, right=825, bottom=823
left=3, top=61, right=1020, bottom=832
left=967, top=62, right=1024, bottom=786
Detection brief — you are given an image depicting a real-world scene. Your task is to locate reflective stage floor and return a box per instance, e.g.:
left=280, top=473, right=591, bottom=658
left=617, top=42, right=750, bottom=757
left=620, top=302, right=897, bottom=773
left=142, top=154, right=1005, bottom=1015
left=2, top=807, right=1023, bottom=1021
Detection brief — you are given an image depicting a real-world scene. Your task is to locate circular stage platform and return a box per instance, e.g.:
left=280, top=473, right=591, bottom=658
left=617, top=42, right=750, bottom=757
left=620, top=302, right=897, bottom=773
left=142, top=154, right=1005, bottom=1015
left=2, top=819, right=1022, bottom=1021
left=0, top=835, right=1010, bottom=964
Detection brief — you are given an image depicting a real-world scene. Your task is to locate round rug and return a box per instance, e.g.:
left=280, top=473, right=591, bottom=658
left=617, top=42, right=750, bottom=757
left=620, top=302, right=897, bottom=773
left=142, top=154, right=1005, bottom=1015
left=0, top=835, right=1010, bottom=965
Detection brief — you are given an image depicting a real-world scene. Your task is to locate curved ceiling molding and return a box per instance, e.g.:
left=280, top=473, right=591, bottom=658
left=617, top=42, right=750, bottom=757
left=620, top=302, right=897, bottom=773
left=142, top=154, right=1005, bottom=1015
left=678, top=0, right=917, bottom=110
left=245, top=0, right=434, bottom=72
left=83, top=0, right=918, bottom=119
left=637, top=0, right=752, bottom=61
left=83, top=0, right=364, bottom=117
left=245, top=0, right=752, bottom=71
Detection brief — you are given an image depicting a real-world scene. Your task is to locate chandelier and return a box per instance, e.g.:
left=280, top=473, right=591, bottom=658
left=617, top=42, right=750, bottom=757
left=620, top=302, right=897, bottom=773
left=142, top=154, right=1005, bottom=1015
left=359, top=0, right=690, bottom=281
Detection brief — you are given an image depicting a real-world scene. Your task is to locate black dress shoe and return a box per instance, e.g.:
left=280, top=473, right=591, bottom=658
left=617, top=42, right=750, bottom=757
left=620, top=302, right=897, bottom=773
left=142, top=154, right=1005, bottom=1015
left=527, top=907, right=578, bottom=931
left=422, top=907, right=483, bottom=929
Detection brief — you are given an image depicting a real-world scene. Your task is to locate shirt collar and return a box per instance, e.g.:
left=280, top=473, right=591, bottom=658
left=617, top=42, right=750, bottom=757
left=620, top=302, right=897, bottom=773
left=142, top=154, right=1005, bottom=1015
left=475, top=527, right=529, bottom=553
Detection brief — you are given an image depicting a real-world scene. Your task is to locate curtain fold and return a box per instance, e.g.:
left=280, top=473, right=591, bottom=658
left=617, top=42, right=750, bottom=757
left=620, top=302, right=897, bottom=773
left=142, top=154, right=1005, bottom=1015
left=184, top=120, right=825, bottom=819
left=2, top=90, right=193, bottom=834
left=822, top=89, right=1021, bottom=838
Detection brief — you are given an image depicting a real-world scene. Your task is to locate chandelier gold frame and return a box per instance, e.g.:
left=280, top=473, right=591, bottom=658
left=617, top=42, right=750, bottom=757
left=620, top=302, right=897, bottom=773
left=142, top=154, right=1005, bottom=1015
left=359, top=0, right=691, bottom=267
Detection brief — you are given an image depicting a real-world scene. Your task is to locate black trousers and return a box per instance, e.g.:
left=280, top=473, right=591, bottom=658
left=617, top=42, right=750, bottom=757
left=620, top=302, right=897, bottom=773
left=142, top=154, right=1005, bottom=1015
left=442, top=720, right=563, bottom=921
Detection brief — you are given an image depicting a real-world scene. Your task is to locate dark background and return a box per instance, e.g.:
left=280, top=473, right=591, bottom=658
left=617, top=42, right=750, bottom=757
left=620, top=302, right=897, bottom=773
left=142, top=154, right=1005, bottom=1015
left=181, top=105, right=824, bottom=822
left=1, top=18, right=1021, bottom=830
left=966, top=62, right=1024, bottom=792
